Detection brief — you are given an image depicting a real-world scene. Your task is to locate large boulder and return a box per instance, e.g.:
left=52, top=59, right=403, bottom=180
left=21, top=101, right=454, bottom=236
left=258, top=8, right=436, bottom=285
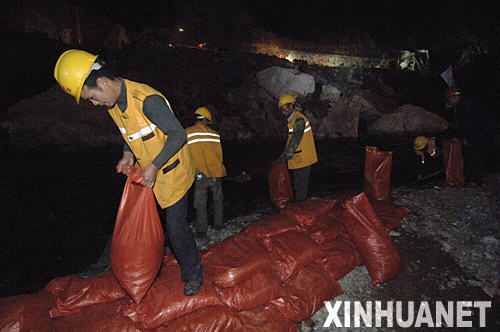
left=0, top=85, right=122, bottom=147
left=368, top=104, right=448, bottom=133
left=256, top=66, right=315, bottom=99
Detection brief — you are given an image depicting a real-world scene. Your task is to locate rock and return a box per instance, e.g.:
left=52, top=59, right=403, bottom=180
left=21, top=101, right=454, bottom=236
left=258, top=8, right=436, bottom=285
left=369, top=104, right=449, bottom=133
left=320, top=85, right=342, bottom=103
left=255, top=66, right=316, bottom=99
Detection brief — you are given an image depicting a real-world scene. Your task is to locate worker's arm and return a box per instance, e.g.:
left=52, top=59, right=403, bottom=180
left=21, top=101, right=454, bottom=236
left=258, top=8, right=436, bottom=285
left=141, top=95, right=187, bottom=188
left=283, top=118, right=305, bottom=159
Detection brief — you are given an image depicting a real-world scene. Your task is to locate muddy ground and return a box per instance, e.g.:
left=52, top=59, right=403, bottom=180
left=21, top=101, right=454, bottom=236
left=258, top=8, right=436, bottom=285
left=1, top=137, right=499, bottom=330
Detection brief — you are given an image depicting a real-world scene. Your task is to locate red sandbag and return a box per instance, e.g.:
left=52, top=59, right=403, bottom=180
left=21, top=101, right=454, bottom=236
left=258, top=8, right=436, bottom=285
left=270, top=263, right=343, bottom=322
left=319, top=232, right=363, bottom=280
left=46, top=273, right=126, bottom=318
left=123, top=259, right=223, bottom=329
left=51, top=298, right=145, bottom=332
left=0, top=289, right=54, bottom=332
left=268, top=160, right=293, bottom=209
left=306, top=215, right=345, bottom=248
left=371, top=200, right=411, bottom=231
left=261, top=231, right=325, bottom=281
left=342, top=193, right=405, bottom=285
left=242, top=214, right=305, bottom=238
left=283, top=198, right=338, bottom=227
left=237, top=305, right=299, bottom=332
left=110, top=168, right=164, bottom=304
left=157, top=306, right=243, bottom=332
left=203, top=234, right=275, bottom=288
left=363, top=146, right=393, bottom=202
left=442, top=139, right=465, bottom=186
left=214, top=270, right=287, bottom=311
left=158, top=304, right=299, bottom=332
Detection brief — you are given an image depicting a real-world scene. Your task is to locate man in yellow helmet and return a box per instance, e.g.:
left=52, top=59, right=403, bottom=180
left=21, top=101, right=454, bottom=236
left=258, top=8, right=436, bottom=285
left=413, top=136, right=442, bottom=181
left=278, top=94, right=318, bottom=202
left=185, top=107, right=226, bottom=236
left=54, top=50, right=203, bottom=296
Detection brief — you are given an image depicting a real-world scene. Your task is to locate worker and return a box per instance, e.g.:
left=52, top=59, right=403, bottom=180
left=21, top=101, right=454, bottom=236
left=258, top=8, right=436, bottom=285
left=278, top=94, right=317, bottom=202
left=413, top=136, right=442, bottom=181
left=185, top=107, right=226, bottom=236
left=443, top=86, right=462, bottom=139
left=442, top=86, right=484, bottom=185
left=53, top=49, right=203, bottom=296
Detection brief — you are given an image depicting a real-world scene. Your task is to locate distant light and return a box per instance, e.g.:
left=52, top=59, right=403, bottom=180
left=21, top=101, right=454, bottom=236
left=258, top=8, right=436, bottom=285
left=285, top=54, right=295, bottom=62
left=168, top=43, right=173, bottom=47
left=179, top=27, right=184, bottom=32
left=198, top=42, right=207, bottom=48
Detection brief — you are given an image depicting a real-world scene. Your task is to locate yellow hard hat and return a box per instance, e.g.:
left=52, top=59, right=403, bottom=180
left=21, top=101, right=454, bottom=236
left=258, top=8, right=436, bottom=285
left=54, top=49, right=98, bottom=104
left=278, top=94, right=296, bottom=108
left=194, top=107, right=212, bottom=122
left=413, top=136, right=428, bottom=151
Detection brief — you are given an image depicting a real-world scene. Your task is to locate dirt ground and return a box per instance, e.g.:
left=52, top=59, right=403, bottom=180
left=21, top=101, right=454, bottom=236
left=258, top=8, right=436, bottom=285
left=1, top=137, right=498, bottom=330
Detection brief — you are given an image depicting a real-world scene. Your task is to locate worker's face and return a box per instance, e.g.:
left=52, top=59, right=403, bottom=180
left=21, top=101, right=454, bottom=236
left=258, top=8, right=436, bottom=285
left=279, top=103, right=294, bottom=118
left=447, top=94, right=461, bottom=106
left=81, top=78, right=118, bottom=107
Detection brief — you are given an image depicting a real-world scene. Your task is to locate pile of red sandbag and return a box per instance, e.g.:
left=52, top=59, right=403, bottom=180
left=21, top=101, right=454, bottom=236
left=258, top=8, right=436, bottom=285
left=0, top=193, right=408, bottom=331
left=1, top=147, right=411, bottom=331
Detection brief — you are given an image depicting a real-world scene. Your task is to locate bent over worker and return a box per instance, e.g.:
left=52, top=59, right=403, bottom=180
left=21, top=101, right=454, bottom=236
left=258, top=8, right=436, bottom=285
left=53, top=49, right=203, bottom=296
left=413, top=136, right=442, bottom=181
left=185, top=107, right=226, bottom=236
left=278, top=94, right=318, bottom=202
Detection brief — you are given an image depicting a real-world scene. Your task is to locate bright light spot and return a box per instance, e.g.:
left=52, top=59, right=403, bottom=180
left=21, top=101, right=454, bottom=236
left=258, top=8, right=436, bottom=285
left=179, top=27, right=184, bottom=32
left=285, top=54, right=295, bottom=62
left=198, top=42, right=207, bottom=48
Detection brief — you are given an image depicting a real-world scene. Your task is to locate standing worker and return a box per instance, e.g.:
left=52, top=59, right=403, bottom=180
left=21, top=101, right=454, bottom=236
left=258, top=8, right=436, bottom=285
left=53, top=49, right=203, bottom=296
left=278, top=94, right=317, bottom=202
left=185, top=107, right=226, bottom=236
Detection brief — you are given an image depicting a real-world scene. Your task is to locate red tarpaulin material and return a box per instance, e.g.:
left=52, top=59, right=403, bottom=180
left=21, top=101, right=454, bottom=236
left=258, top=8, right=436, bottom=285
left=203, top=234, right=275, bottom=288
left=51, top=298, right=145, bottom=332
left=0, top=191, right=411, bottom=331
left=214, top=270, right=287, bottom=311
left=123, top=256, right=223, bottom=329
left=111, top=168, right=164, bottom=304
left=363, top=146, right=393, bottom=202
left=46, top=273, right=126, bottom=318
left=261, top=231, right=326, bottom=281
left=342, top=193, right=405, bottom=285
left=0, top=289, right=54, bottom=332
left=441, top=139, right=465, bottom=186
left=243, top=214, right=305, bottom=238
left=158, top=304, right=299, bottom=332
left=270, top=263, right=343, bottom=322
left=283, top=198, right=338, bottom=227
left=319, top=232, right=363, bottom=280
left=371, top=200, right=411, bottom=231
left=268, top=160, right=293, bottom=209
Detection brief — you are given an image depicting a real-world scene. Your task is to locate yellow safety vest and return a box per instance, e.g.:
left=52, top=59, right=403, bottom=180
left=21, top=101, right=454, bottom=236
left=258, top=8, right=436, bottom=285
left=286, top=111, right=318, bottom=169
left=108, top=79, right=195, bottom=208
left=185, top=122, right=226, bottom=178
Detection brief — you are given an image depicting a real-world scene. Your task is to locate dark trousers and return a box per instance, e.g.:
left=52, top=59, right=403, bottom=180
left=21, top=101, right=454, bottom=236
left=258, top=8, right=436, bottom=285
left=194, top=176, right=223, bottom=233
left=293, top=165, right=311, bottom=202
left=93, top=192, right=202, bottom=282
left=164, top=192, right=202, bottom=281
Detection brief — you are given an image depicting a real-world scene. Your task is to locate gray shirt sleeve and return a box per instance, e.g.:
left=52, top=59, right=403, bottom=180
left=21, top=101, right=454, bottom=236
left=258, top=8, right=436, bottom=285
left=143, top=94, right=187, bottom=168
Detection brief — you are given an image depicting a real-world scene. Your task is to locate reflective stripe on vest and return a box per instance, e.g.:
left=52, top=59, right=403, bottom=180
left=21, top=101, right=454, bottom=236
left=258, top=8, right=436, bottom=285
left=187, top=132, right=221, bottom=144
left=126, top=124, right=157, bottom=141
left=288, top=121, right=311, bottom=134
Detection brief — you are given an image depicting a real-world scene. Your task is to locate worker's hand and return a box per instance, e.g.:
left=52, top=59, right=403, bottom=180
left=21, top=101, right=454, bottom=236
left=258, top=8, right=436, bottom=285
left=116, top=151, right=135, bottom=175
left=141, top=163, right=158, bottom=189
left=278, top=153, right=286, bottom=162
